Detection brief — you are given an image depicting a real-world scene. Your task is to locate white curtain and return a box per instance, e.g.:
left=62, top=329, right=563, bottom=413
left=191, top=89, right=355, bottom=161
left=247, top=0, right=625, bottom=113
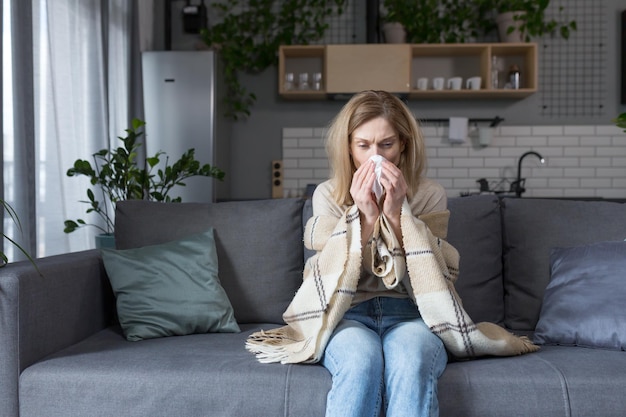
left=3, top=0, right=136, bottom=260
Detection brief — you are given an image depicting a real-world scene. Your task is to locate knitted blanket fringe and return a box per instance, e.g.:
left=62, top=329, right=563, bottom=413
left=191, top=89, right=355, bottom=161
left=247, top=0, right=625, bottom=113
left=246, top=201, right=538, bottom=364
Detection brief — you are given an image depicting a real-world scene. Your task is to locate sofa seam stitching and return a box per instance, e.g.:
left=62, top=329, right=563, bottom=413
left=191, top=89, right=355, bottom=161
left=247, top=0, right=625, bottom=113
left=535, top=355, right=572, bottom=417
left=284, top=364, right=292, bottom=417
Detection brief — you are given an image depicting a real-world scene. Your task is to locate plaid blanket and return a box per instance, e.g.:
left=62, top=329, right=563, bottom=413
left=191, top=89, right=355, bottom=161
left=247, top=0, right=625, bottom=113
left=246, top=200, right=538, bottom=364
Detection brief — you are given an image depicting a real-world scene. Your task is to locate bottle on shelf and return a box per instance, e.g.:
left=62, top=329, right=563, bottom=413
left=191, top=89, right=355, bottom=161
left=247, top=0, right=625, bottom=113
left=491, top=56, right=503, bottom=89
left=508, top=64, right=520, bottom=90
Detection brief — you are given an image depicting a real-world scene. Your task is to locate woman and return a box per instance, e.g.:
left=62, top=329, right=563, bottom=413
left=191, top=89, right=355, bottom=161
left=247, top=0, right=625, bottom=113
left=246, top=90, right=536, bottom=417
left=313, top=90, right=447, bottom=417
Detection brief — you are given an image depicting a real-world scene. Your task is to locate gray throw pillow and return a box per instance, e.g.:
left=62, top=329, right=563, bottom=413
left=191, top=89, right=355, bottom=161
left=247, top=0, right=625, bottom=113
left=102, top=228, right=240, bottom=341
left=533, top=240, right=626, bottom=350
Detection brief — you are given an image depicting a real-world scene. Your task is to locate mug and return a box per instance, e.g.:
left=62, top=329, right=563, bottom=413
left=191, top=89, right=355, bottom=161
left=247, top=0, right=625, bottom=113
left=298, top=73, right=310, bottom=90
left=312, top=72, right=323, bottom=91
left=416, top=77, right=429, bottom=90
left=432, top=77, right=445, bottom=90
left=284, top=72, right=295, bottom=91
left=447, top=77, right=462, bottom=90
left=466, top=76, right=481, bottom=90
left=478, top=126, right=493, bottom=147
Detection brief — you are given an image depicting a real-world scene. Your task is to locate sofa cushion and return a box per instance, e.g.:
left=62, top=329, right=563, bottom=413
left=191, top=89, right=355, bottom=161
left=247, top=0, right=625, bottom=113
left=102, top=229, right=240, bottom=341
left=115, top=198, right=306, bottom=324
left=19, top=325, right=331, bottom=417
left=439, top=345, right=626, bottom=417
left=447, top=195, right=504, bottom=325
left=533, top=240, right=626, bottom=350
left=501, top=198, right=626, bottom=331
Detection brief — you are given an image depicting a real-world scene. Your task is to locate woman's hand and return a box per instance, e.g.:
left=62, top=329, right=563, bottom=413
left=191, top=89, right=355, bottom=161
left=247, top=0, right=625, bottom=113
left=350, top=159, right=379, bottom=223
left=379, top=159, right=408, bottom=220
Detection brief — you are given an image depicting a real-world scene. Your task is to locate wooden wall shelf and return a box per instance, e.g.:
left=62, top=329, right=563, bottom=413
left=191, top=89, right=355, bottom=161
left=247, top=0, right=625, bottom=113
left=278, top=43, right=537, bottom=100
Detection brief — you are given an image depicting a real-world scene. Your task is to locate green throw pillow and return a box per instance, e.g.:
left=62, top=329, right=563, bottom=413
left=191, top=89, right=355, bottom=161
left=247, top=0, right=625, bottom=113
left=102, top=228, right=240, bottom=341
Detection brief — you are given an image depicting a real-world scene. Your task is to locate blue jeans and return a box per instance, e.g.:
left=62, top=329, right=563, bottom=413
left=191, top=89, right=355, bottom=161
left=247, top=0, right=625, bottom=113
left=321, top=297, right=447, bottom=417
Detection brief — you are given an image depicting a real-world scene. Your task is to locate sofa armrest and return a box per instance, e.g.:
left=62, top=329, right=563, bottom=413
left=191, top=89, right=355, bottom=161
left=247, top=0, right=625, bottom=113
left=0, top=249, right=114, bottom=417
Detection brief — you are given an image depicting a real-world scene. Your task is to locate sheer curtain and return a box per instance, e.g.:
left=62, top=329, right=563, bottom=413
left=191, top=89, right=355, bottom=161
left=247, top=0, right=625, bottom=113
left=2, top=0, right=138, bottom=260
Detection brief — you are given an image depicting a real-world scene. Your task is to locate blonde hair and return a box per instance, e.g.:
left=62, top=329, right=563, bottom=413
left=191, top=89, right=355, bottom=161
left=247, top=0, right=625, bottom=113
left=325, top=90, right=427, bottom=206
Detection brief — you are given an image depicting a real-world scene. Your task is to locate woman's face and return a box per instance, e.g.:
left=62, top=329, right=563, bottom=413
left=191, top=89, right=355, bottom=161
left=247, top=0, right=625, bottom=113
left=349, top=117, right=405, bottom=168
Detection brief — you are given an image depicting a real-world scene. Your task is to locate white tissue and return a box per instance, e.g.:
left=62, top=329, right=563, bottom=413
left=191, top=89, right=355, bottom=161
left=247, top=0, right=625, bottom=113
left=449, top=117, right=468, bottom=144
left=370, top=155, right=384, bottom=201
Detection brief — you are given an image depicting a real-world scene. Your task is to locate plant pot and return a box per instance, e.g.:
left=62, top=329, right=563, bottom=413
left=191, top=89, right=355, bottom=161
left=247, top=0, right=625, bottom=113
left=382, top=22, right=406, bottom=44
left=95, top=233, right=116, bottom=250
left=496, top=12, right=525, bottom=43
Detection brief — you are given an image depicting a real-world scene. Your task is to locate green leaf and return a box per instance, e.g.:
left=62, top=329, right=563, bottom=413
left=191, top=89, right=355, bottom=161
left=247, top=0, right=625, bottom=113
left=613, top=113, right=626, bottom=133
left=146, top=156, right=160, bottom=168
left=2, top=199, right=40, bottom=273
left=201, top=0, right=345, bottom=119
left=63, top=220, right=80, bottom=233
left=132, top=118, right=145, bottom=130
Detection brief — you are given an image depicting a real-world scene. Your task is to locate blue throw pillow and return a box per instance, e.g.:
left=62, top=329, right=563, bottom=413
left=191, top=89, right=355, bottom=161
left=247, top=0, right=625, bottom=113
left=102, top=228, right=240, bottom=341
left=533, top=240, right=626, bottom=350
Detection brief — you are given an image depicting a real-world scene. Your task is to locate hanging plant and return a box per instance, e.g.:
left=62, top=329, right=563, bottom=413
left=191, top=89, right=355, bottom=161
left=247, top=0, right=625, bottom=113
left=381, top=0, right=493, bottom=44
left=200, top=0, right=346, bottom=120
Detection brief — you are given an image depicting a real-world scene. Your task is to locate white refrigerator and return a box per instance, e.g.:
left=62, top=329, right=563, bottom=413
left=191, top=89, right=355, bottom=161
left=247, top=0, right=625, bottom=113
left=142, top=50, right=230, bottom=203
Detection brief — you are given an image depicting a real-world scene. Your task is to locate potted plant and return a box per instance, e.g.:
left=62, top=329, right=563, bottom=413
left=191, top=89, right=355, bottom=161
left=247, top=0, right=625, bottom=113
left=613, top=112, right=626, bottom=133
left=381, top=0, right=491, bottom=44
left=487, top=0, right=577, bottom=42
left=381, top=19, right=406, bottom=44
left=379, top=1, right=408, bottom=43
left=200, top=0, right=345, bottom=120
left=1, top=199, right=38, bottom=270
left=64, top=118, right=225, bottom=247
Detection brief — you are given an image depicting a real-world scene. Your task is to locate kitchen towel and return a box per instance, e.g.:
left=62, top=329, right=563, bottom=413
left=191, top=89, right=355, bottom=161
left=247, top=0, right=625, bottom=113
left=449, top=117, right=468, bottom=144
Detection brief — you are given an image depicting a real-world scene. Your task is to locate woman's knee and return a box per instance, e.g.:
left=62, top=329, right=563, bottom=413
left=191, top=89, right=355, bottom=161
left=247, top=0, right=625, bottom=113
left=322, top=320, right=384, bottom=376
left=385, top=319, right=443, bottom=350
left=382, top=319, right=447, bottom=374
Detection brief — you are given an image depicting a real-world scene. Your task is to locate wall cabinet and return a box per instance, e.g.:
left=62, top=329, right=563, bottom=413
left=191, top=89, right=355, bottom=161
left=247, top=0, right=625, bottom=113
left=278, top=43, right=537, bottom=100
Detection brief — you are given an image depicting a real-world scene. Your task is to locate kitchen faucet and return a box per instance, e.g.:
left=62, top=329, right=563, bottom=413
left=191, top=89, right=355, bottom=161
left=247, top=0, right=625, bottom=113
left=510, top=151, right=545, bottom=197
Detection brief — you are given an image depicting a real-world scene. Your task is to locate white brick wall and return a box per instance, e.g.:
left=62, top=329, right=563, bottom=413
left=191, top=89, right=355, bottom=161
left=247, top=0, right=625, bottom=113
left=282, top=124, right=626, bottom=199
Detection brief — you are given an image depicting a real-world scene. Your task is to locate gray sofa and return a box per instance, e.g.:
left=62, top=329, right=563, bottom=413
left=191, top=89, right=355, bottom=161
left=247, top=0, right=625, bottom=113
left=2, top=195, right=626, bottom=417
